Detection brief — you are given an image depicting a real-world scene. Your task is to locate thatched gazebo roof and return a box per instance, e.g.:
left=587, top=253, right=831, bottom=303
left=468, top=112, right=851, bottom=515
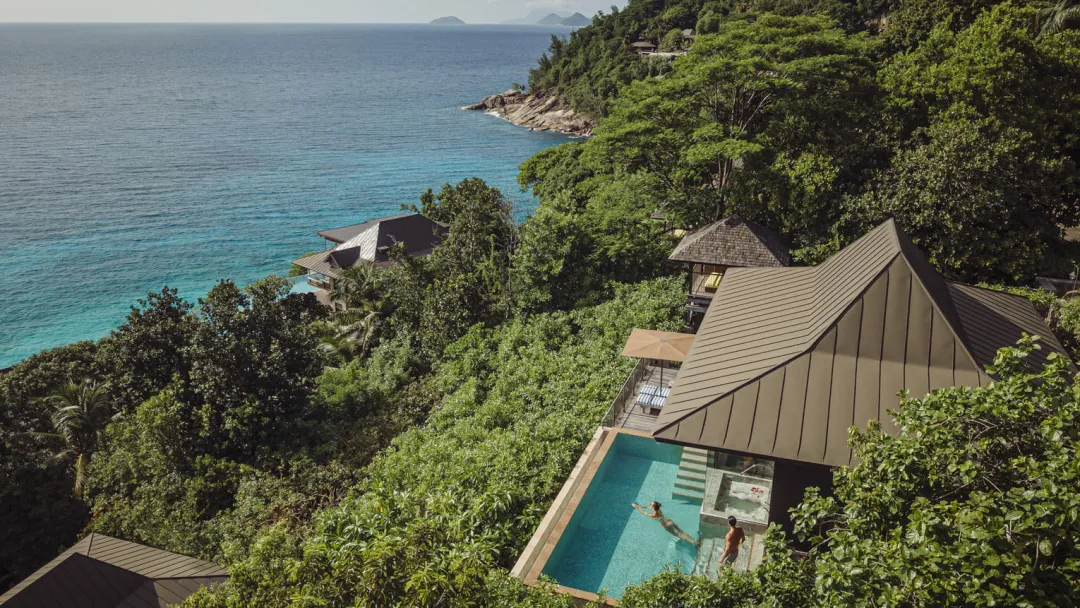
left=668, top=216, right=790, bottom=268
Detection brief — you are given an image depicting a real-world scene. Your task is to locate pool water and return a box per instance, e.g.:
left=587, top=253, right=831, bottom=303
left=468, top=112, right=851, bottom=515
left=290, top=279, right=322, bottom=294
left=542, top=434, right=700, bottom=599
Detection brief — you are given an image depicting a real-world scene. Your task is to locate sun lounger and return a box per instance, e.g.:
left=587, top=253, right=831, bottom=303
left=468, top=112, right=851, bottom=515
left=636, top=385, right=671, bottom=412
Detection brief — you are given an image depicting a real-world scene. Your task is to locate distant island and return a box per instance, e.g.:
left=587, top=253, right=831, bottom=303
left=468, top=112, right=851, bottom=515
left=501, top=9, right=569, bottom=24
left=430, top=16, right=465, bottom=25
left=537, top=13, right=565, bottom=25
left=560, top=12, right=591, bottom=26
left=500, top=9, right=588, bottom=26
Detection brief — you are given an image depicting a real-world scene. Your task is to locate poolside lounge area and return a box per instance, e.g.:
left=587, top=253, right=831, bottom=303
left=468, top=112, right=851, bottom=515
left=605, top=362, right=670, bottom=432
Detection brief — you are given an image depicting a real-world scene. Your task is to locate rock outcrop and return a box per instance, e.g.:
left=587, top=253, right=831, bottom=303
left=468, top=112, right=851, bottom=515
left=464, top=90, right=595, bottom=137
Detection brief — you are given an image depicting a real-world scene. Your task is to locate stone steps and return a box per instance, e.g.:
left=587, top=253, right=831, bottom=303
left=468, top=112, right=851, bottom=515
left=692, top=529, right=767, bottom=577
left=673, top=447, right=709, bottom=502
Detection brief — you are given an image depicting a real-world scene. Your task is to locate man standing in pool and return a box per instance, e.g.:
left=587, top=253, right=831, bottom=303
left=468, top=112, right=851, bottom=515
left=631, top=501, right=697, bottom=544
left=718, top=516, right=745, bottom=568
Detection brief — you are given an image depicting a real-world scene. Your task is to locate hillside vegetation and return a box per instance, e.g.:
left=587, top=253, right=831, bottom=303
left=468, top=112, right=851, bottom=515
left=2, top=0, right=1080, bottom=605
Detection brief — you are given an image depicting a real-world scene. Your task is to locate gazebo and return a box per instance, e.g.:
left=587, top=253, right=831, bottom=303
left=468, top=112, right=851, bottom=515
left=669, top=216, right=790, bottom=317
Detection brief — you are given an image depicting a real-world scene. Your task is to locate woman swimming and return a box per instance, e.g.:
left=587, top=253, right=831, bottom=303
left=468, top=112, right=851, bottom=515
left=631, top=501, right=698, bottom=544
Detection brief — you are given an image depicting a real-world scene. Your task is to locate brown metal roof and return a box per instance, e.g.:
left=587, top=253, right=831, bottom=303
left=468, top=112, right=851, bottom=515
left=294, top=213, right=446, bottom=276
left=668, top=216, right=791, bottom=267
left=654, top=219, right=1070, bottom=467
left=317, top=213, right=411, bottom=244
left=292, top=250, right=343, bottom=279
left=0, top=533, right=227, bottom=608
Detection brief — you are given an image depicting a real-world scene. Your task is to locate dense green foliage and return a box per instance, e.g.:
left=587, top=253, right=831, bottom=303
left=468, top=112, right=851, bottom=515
left=852, top=5, right=1080, bottom=280
left=0, top=343, right=100, bottom=590
left=183, top=277, right=684, bottom=606
left=520, top=2, right=1080, bottom=283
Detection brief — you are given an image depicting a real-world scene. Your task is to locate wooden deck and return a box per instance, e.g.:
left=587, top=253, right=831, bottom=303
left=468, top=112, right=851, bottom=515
left=612, top=365, right=674, bottom=432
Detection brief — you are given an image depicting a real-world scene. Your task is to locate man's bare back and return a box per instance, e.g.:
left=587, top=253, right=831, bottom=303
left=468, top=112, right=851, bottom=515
left=725, top=525, right=745, bottom=552
left=718, top=516, right=745, bottom=568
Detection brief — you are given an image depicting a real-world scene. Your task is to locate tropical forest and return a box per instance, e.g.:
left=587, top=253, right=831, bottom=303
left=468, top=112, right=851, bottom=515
left=3, top=0, right=1080, bottom=605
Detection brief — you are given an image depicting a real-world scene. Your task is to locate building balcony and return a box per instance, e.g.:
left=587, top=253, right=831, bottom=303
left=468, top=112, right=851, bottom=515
left=601, top=360, right=679, bottom=432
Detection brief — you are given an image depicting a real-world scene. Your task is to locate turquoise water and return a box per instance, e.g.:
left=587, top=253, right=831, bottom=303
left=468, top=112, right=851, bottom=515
left=0, top=24, right=573, bottom=367
left=542, top=434, right=700, bottom=599
left=289, top=278, right=322, bottom=294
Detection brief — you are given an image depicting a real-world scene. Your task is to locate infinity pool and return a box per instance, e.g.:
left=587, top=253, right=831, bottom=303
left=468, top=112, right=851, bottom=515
left=541, top=433, right=700, bottom=599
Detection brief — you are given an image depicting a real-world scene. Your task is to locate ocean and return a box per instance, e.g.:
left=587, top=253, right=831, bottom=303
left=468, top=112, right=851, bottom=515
left=0, top=23, right=573, bottom=367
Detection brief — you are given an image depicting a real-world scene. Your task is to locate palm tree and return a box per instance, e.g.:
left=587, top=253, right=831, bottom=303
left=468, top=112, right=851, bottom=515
left=1039, top=0, right=1080, bottom=36
left=321, top=262, right=388, bottom=363
left=33, top=380, right=115, bottom=500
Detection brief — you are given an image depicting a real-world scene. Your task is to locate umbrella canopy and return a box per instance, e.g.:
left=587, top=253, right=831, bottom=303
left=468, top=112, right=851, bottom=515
left=621, top=329, right=696, bottom=362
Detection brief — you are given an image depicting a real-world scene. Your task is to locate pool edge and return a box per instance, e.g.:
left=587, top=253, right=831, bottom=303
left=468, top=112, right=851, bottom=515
left=511, top=426, right=653, bottom=606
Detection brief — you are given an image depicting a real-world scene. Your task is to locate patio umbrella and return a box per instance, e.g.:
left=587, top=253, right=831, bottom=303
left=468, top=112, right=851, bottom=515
left=620, top=329, right=696, bottom=385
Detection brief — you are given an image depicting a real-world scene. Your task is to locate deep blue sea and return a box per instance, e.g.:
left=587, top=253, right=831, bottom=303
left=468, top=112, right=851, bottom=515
left=0, top=24, right=573, bottom=367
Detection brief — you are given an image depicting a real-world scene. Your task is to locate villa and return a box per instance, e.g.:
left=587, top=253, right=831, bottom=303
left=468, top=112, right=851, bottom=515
left=630, top=41, right=657, bottom=55
left=0, top=533, right=227, bottom=607
left=291, top=213, right=446, bottom=303
left=512, top=219, right=1069, bottom=603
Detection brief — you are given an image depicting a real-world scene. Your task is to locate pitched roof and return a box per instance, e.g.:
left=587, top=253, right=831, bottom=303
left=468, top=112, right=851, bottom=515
left=292, top=250, right=343, bottom=279
left=653, top=219, right=1070, bottom=467
left=668, top=216, right=791, bottom=267
left=317, top=213, right=411, bottom=244
left=293, top=214, right=446, bottom=275
left=0, top=533, right=227, bottom=608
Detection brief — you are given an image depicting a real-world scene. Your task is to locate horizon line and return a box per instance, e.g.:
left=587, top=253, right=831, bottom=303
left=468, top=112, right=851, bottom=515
left=0, top=20, right=582, bottom=26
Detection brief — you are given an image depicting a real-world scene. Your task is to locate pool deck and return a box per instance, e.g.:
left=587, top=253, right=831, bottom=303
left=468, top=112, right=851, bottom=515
left=512, top=427, right=653, bottom=606
left=612, top=365, right=667, bottom=432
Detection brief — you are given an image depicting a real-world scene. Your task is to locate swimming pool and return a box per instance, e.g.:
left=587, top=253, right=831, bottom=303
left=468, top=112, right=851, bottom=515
left=289, top=277, right=323, bottom=294
left=541, top=433, right=700, bottom=599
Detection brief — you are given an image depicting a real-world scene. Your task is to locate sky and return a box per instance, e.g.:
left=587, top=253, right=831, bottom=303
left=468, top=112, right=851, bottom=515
left=0, top=0, right=621, bottom=24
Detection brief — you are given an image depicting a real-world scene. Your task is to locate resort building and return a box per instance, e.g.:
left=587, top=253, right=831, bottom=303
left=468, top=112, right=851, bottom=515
left=514, top=219, right=1069, bottom=604
left=630, top=41, right=657, bottom=54
left=0, top=533, right=227, bottom=607
left=668, top=216, right=790, bottom=318
left=291, top=213, right=446, bottom=303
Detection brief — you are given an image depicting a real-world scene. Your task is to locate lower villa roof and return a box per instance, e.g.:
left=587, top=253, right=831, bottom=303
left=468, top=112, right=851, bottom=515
left=0, top=533, right=227, bottom=607
left=653, top=219, right=1071, bottom=468
left=292, top=250, right=343, bottom=279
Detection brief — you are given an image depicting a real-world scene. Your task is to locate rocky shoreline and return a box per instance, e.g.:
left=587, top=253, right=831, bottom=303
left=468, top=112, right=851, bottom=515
left=463, top=90, right=595, bottom=137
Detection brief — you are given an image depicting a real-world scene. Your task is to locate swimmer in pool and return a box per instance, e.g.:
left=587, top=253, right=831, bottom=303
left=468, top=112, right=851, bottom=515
left=631, top=501, right=697, bottom=544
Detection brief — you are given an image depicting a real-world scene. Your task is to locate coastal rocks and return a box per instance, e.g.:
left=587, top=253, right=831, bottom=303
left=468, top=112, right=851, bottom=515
left=464, top=90, right=595, bottom=137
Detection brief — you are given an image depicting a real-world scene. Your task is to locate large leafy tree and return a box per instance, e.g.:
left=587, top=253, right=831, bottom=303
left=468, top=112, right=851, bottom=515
left=180, top=277, right=326, bottom=461
left=855, top=5, right=1080, bottom=282
left=393, top=178, right=517, bottom=360
left=589, top=14, right=881, bottom=240
left=97, top=287, right=194, bottom=412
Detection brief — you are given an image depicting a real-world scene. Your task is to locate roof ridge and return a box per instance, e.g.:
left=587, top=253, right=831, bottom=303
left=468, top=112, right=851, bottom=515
left=889, top=224, right=987, bottom=376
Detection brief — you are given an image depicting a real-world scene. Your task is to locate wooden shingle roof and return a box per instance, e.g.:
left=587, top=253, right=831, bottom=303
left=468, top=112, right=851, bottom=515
left=0, top=533, right=227, bottom=608
left=654, top=219, right=1070, bottom=467
left=668, top=216, right=790, bottom=267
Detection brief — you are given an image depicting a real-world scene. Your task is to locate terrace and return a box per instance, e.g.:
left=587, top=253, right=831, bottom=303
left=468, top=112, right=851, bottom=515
left=601, top=360, right=672, bottom=432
